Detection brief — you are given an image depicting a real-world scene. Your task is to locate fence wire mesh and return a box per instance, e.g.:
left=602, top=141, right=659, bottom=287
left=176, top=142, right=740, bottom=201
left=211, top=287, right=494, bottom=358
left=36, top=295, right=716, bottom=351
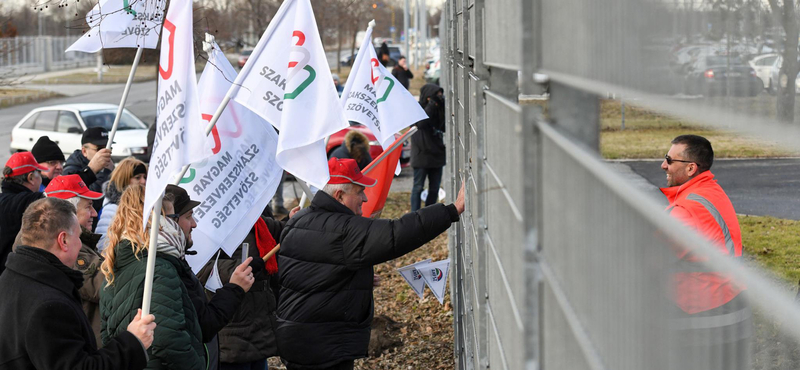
left=443, top=0, right=800, bottom=369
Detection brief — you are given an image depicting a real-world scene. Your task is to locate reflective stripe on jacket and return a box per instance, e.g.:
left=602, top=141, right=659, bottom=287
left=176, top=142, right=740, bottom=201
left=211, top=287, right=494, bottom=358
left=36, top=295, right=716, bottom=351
left=661, top=171, right=745, bottom=314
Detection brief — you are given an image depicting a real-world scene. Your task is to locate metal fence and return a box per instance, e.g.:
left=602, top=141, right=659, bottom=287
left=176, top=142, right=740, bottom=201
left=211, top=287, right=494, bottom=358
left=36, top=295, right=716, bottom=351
left=444, top=0, right=800, bottom=369
left=0, top=36, right=96, bottom=76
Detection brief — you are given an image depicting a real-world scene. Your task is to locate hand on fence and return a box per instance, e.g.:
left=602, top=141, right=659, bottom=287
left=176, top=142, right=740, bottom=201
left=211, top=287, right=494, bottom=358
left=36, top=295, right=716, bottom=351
left=455, top=180, right=465, bottom=215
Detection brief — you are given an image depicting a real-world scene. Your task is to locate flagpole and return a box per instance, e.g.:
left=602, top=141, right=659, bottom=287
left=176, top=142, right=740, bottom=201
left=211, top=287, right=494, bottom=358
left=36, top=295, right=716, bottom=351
left=141, top=192, right=163, bottom=316
left=107, top=46, right=144, bottom=151
left=362, top=126, right=417, bottom=175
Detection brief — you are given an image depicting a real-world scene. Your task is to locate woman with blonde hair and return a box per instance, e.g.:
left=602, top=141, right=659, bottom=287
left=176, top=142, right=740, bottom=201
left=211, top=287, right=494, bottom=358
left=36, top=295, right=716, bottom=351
left=99, top=184, right=206, bottom=370
left=100, top=185, right=254, bottom=370
left=95, top=157, right=146, bottom=250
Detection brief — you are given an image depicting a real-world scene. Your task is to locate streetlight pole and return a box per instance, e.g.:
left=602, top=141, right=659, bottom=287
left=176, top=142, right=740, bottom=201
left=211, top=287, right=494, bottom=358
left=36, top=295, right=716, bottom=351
left=404, top=0, right=410, bottom=59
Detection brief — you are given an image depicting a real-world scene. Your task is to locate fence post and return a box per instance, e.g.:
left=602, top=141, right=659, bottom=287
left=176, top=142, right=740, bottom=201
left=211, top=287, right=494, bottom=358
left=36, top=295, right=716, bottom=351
left=43, top=37, right=53, bottom=72
left=547, top=82, right=600, bottom=151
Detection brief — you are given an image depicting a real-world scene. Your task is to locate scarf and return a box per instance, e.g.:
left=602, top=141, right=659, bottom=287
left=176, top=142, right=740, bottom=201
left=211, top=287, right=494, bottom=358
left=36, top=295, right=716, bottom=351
left=156, top=216, right=186, bottom=259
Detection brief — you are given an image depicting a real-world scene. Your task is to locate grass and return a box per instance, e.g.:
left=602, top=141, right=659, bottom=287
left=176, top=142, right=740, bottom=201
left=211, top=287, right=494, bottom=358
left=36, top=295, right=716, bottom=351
left=33, top=64, right=158, bottom=84
left=740, top=214, right=800, bottom=285
left=599, top=99, right=799, bottom=159
left=0, top=88, right=61, bottom=108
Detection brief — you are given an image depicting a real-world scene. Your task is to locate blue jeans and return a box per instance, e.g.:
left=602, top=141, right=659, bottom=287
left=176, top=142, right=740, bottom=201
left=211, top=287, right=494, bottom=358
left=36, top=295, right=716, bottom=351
left=220, top=359, right=267, bottom=370
left=411, top=167, right=443, bottom=211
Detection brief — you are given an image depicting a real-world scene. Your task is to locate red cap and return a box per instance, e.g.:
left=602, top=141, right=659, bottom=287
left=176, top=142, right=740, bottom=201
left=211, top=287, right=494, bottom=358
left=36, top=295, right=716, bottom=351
left=44, top=174, right=103, bottom=200
left=328, top=158, right=377, bottom=187
left=5, top=152, right=47, bottom=177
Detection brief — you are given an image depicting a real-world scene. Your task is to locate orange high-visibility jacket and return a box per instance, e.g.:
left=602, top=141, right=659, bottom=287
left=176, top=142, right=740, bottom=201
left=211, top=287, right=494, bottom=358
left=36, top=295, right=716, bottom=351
left=661, top=171, right=744, bottom=314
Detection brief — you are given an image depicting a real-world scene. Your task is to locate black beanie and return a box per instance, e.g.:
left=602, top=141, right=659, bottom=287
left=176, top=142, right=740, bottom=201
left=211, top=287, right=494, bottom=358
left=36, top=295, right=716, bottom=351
left=31, top=136, right=65, bottom=163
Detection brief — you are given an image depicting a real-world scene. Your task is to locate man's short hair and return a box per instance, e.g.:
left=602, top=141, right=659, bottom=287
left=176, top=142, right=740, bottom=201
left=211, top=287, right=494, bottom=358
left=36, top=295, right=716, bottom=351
left=20, top=198, right=78, bottom=248
left=322, top=183, right=354, bottom=197
left=671, top=134, right=714, bottom=173
left=2, top=167, right=30, bottom=186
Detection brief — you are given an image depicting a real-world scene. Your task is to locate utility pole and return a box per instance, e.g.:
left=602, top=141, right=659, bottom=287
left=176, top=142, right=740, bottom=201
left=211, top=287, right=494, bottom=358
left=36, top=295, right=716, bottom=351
left=404, top=0, right=410, bottom=59
left=414, top=0, right=419, bottom=69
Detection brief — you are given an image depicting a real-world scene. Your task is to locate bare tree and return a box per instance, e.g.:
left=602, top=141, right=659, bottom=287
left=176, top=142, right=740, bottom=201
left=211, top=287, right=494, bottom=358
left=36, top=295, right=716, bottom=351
left=767, top=0, right=799, bottom=123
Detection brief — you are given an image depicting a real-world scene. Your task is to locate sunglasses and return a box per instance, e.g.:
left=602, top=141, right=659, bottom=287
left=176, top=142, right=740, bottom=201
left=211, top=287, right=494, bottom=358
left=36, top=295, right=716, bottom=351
left=166, top=213, right=180, bottom=221
left=664, top=154, right=694, bottom=165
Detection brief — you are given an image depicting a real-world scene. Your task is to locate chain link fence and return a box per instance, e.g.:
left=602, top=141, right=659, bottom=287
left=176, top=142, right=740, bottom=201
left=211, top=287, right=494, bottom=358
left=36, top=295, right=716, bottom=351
left=444, top=0, right=800, bottom=369
left=0, top=36, right=96, bottom=76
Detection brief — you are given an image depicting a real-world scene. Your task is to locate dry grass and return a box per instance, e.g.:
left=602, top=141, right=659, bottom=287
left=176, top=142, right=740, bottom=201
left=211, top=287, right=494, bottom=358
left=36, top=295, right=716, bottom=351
left=599, top=100, right=799, bottom=159
left=0, top=88, right=60, bottom=108
left=33, top=65, right=157, bottom=84
left=353, top=191, right=454, bottom=369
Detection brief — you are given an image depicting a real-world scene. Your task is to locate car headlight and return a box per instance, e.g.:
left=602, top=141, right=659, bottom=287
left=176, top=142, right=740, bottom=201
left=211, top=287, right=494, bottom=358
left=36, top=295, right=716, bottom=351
left=130, top=147, right=148, bottom=155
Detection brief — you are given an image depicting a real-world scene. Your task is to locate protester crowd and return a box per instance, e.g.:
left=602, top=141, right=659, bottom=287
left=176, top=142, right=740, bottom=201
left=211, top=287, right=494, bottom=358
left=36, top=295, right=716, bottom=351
left=0, top=75, right=475, bottom=370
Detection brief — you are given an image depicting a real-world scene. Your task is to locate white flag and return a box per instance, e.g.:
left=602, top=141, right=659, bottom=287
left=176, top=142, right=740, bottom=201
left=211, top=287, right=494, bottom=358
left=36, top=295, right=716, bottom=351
left=67, top=0, right=165, bottom=53
left=418, top=259, right=451, bottom=305
left=397, top=259, right=432, bottom=300
left=204, top=251, right=224, bottom=292
left=143, top=0, right=212, bottom=228
left=341, top=24, right=428, bottom=151
left=183, top=38, right=283, bottom=273
left=232, top=0, right=348, bottom=189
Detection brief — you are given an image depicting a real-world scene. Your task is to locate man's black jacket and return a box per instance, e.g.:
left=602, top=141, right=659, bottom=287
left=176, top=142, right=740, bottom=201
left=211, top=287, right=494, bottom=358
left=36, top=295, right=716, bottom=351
left=276, top=191, right=459, bottom=369
left=0, top=182, right=43, bottom=274
left=0, top=246, right=147, bottom=369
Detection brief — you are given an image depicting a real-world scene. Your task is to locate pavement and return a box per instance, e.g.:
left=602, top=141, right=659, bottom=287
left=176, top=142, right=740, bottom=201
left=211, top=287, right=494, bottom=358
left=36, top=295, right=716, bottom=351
left=615, top=159, right=800, bottom=220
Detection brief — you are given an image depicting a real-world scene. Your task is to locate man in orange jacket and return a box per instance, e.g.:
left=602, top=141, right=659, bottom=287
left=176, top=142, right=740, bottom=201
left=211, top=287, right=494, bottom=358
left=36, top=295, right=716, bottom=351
left=660, top=135, right=750, bottom=369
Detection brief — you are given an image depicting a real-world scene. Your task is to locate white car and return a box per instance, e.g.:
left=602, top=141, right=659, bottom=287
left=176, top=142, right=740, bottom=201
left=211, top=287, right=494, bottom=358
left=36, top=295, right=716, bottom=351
left=10, top=103, right=150, bottom=161
left=749, top=53, right=780, bottom=92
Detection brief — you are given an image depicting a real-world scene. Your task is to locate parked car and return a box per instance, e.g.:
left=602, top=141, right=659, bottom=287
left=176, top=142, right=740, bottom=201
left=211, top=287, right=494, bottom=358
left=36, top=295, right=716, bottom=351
left=763, top=55, right=800, bottom=94
left=683, top=56, right=763, bottom=97
left=425, top=58, right=440, bottom=85
left=10, top=104, right=150, bottom=161
left=238, top=48, right=253, bottom=69
left=326, top=122, right=411, bottom=168
left=341, top=50, right=358, bottom=66
left=749, top=53, right=780, bottom=92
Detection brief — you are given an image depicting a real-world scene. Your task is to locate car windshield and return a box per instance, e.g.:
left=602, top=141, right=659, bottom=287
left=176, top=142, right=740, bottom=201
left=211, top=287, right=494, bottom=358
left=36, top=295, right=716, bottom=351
left=80, top=109, right=147, bottom=131
left=706, top=56, right=744, bottom=67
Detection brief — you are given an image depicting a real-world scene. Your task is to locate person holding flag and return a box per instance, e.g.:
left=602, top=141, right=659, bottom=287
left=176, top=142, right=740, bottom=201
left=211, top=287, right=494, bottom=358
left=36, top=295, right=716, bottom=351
left=276, top=158, right=465, bottom=370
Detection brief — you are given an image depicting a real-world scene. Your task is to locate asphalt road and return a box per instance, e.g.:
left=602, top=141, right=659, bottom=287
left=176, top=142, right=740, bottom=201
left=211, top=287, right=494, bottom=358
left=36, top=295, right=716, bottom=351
left=624, top=159, right=800, bottom=220
left=0, top=78, right=421, bottom=203
left=0, top=79, right=158, bottom=165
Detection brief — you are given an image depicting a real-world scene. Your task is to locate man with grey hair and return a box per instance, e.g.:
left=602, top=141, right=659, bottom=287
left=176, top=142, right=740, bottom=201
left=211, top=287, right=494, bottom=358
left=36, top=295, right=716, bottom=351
left=0, top=197, right=155, bottom=369
left=276, top=158, right=465, bottom=370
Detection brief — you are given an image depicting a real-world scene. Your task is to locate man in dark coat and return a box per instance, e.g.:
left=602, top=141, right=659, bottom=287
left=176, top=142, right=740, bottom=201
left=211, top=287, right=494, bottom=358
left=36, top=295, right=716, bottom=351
left=197, top=212, right=288, bottom=369
left=0, top=197, right=155, bottom=369
left=0, top=152, right=46, bottom=274
left=165, top=185, right=252, bottom=370
left=63, top=127, right=114, bottom=212
left=410, top=83, right=446, bottom=211
left=276, top=158, right=465, bottom=370
left=391, top=56, right=414, bottom=90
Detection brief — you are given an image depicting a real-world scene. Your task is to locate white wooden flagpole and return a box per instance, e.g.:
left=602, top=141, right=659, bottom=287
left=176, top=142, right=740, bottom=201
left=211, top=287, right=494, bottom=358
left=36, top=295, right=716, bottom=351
left=107, top=46, right=144, bottom=151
